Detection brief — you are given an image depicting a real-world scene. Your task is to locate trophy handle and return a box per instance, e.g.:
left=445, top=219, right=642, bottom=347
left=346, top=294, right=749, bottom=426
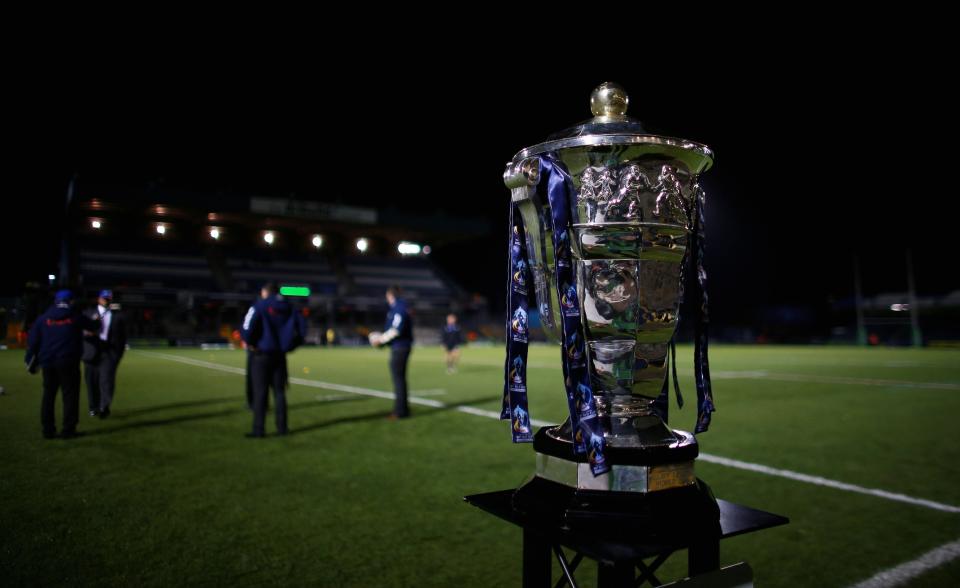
left=504, top=158, right=563, bottom=344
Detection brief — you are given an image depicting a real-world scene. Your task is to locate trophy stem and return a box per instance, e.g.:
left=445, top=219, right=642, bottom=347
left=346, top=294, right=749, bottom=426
left=545, top=393, right=687, bottom=450
left=596, top=393, right=682, bottom=449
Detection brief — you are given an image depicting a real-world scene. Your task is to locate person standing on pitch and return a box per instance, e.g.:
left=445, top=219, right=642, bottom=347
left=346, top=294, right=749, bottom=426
left=83, top=289, right=126, bottom=418
left=242, top=291, right=267, bottom=413
left=25, top=290, right=100, bottom=439
left=241, top=282, right=305, bottom=437
left=370, top=286, right=413, bottom=419
left=441, top=313, right=462, bottom=374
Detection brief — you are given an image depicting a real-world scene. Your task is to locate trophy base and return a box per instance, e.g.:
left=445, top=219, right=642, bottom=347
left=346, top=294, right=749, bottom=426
left=511, top=475, right=720, bottom=539
left=534, top=426, right=698, bottom=493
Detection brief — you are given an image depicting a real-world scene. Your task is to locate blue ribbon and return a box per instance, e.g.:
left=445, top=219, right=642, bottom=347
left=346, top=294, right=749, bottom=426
left=539, top=155, right=608, bottom=476
left=501, top=203, right=534, bottom=442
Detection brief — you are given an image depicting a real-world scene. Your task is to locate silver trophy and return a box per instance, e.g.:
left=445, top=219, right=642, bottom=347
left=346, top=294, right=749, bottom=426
left=504, top=83, right=714, bottom=496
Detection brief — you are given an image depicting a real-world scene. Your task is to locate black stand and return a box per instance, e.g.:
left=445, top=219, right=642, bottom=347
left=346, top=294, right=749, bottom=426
left=465, top=479, right=788, bottom=588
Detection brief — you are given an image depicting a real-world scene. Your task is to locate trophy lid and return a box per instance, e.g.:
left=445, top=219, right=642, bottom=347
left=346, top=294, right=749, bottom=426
left=511, top=82, right=714, bottom=173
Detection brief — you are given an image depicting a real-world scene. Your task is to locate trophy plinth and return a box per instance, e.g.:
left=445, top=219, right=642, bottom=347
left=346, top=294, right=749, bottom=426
left=511, top=474, right=720, bottom=538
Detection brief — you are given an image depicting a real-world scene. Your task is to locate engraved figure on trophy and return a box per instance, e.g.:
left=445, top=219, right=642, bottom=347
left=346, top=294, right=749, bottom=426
left=653, top=164, right=688, bottom=225
left=606, top=164, right=651, bottom=222
left=594, top=167, right=617, bottom=222
left=577, top=167, right=599, bottom=223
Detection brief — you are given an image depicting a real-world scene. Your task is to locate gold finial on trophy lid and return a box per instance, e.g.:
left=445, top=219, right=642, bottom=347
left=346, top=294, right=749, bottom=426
left=511, top=81, right=713, bottom=173
left=590, top=82, right=629, bottom=119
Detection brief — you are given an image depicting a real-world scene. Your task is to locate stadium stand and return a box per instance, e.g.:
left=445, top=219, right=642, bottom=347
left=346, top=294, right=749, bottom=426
left=343, top=256, right=456, bottom=307
left=36, top=184, right=492, bottom=347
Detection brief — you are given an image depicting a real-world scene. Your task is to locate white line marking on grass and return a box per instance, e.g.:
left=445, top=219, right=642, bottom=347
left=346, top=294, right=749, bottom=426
left=428, top=358, right=959, bottom=389
left=712, top=370, right=771, bottom=378
left=697, top=454, right=960, bottom=514
left=138, top=351, right=248, bottom=375
left=138, top=351, right=464, bottom=411
left=847, top=538, right=960, bottom=588
left=712, top=370, right=960, bottom=390
left=314, top=394, right=358, bottom=402
left=883, top=361, right=922, bottom=368
left=411, top=389, right=447, bottom=396
left=137, top=350, right=960, bottom=514
left=414, top=357, right=555, bottom=369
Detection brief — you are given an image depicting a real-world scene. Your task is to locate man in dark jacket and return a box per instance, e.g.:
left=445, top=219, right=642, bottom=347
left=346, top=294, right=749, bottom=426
left=241, top=282, right=306, bottom=437
left=371, top=286, right=413, bottom=419
left=82, top=289, right=127, bottom=418
left=25, top=290, right=100, bottom=439
left=441, top=313, right=463, bottom=374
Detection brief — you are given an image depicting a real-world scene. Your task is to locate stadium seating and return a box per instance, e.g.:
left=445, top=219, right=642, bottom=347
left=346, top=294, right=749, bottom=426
left=226, top=253, right=339, bottom=296
left=74, top=241, right=470, bottom=344
left=343, top=256, right=456, bottom=309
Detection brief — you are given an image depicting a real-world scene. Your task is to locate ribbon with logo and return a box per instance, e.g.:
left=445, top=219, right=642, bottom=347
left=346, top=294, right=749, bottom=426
left=540, top=154, right=608, bottom=476
left=501, top=202, right=534, bottom=442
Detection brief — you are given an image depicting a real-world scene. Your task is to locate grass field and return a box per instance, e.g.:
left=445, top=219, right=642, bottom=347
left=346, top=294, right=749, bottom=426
left=2, top=343, right=959, bottom=587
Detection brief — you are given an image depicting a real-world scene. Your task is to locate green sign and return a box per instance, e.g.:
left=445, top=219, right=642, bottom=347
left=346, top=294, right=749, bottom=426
left=280, top=286, right=311, bottom=297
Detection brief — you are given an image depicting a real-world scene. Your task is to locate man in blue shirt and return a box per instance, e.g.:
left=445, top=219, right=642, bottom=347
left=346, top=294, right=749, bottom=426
left=242, top=290, right=267, bottom=413
left=241, top=282, right=305, bottom=437
left=371, top=286, right=413, bottom=419
left=25, top=290, right=100, bottom=439
left=441, top=313, right=463, bottom=374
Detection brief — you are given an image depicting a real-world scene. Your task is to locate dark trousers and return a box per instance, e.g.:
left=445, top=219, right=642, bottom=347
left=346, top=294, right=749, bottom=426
left=390, top=346, right=411, bottom=417
left=250, top=352, right=287, bottom=435
left=245, top=350, right=253, bottom=409
left=84, top=350, right=120, bottom=412
left=41, top=361, right=81, bottom=435
left=245, top=350, right=268, bottom=411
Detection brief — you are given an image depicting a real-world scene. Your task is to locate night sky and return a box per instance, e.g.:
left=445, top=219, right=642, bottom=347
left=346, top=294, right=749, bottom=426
left=7, top=53, right=957, bottom=332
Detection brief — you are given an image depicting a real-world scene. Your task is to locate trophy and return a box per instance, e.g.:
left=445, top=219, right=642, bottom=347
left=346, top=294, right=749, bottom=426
left=502, top=83, right=717, bottom=523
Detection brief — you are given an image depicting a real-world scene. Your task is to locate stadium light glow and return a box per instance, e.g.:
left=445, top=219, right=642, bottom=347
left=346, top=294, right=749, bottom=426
left=356, top=238, right=369, bottom=253
left=155, top=224, right=167, bottom=235
left=311, top=234, right=323, bottom=248
left=280, top=285, right=311, bottom=297
left=209, top=228, right=220, bottom=240
left=397, top=241, right=421, bottom=255
left=890, top=303, right=910, bottom=312
left=263, top=231, right=275, bottom=245
left=91, top=219, right=102, bottom=229
left=48, top=274, right=55, bottom=281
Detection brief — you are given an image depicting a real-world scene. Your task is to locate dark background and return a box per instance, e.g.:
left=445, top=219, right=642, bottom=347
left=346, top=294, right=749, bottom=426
left=7, top=49, right=958, bottom=334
